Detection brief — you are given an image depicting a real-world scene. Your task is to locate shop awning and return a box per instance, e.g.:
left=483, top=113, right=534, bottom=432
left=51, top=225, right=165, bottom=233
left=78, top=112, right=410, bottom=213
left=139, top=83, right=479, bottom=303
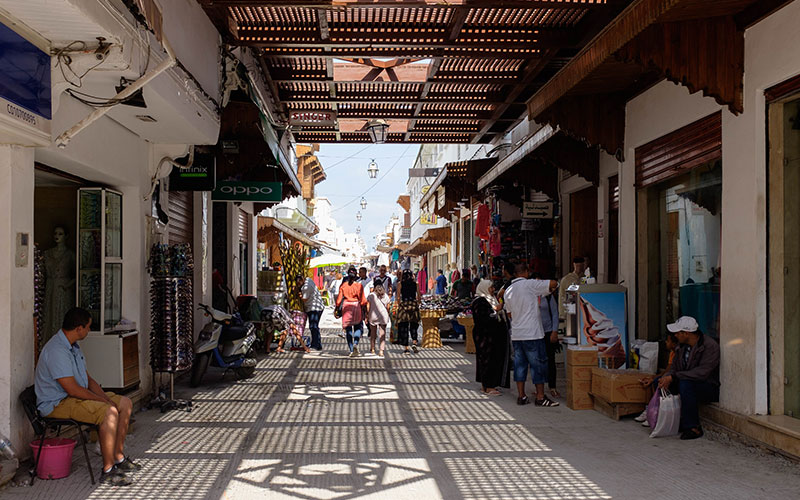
left=404, top=226, right=450, bottom=257
left=420, top=158, right=497, bottom=218
left=524, top=0, right=791, bottom=158
left=396, top=194, right=410, bottom=213
left=477, top=124, right=599, bottom=199
left=258, top=216, right=321, bottom=249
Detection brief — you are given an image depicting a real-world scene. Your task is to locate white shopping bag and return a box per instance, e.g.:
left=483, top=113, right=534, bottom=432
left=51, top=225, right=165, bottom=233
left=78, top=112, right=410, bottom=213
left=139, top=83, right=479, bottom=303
left=649, top=389, right=681, bottom=438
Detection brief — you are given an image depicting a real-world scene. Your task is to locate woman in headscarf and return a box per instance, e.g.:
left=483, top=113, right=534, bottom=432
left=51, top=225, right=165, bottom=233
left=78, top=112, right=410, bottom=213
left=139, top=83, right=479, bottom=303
left=471, top=279, right=511, bottom=395
left=366, top=280, right=391, bottom=356
left=397, top=269, right=421, bottom=354
left=336, top=266, right=367, bottom=357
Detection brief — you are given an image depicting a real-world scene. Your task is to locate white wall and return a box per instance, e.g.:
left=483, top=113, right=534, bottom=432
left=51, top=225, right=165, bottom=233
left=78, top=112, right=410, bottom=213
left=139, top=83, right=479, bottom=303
left=0, top=146, right=35, bottom=452
left=721, top=0, right=800, bottom=415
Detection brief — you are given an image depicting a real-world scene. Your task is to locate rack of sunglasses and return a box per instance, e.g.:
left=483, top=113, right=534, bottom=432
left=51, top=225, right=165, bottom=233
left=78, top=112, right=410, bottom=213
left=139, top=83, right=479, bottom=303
left=148, top=243, right=194, bottom=412
left=33, top=245, right=45, bottom=359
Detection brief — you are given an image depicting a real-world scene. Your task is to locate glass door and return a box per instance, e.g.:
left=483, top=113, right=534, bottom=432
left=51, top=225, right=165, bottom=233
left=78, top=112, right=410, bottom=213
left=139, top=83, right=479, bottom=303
left=78, top=189, right=102, bottom=330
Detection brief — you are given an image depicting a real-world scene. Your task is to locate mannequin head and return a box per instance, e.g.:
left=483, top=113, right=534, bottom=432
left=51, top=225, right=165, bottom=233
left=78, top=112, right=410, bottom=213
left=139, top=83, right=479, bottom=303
left=53, top=226, right=67, bottom=245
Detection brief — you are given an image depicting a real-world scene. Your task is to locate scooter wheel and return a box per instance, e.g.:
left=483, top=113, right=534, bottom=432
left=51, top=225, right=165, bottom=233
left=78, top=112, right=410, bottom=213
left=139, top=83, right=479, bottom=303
left=190, top=352, right=211, bottom=387
left=235, top=348, right=257, bottom=379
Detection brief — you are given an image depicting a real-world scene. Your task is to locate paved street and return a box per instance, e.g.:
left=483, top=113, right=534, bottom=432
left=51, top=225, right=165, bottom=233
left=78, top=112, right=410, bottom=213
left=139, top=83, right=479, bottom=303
left=4, top=310, right=800, bottom=499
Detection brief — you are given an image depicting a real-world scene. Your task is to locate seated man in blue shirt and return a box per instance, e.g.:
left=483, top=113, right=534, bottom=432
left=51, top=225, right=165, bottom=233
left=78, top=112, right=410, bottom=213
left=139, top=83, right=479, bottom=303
left=35, top=307, right=140, bottom=486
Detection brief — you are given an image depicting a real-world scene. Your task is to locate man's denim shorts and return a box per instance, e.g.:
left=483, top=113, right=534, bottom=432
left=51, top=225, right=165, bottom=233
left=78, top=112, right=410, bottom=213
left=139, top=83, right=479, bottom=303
left=512, top=339, right=548, bottom=384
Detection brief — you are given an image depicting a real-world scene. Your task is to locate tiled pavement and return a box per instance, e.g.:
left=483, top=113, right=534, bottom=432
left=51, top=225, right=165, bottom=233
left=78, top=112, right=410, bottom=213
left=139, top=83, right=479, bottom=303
left=4, top=310, right=800, bottom=499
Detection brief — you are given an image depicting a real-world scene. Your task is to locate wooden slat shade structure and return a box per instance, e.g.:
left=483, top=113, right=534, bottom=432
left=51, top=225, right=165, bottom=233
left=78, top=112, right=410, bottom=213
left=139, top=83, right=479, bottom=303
left=525, top=0, right=794, bottom=157
left=199, top=0, right=635, bottom=143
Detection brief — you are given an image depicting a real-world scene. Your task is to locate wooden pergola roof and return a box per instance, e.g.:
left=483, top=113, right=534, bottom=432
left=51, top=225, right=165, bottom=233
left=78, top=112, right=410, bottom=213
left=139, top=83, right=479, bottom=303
left=200, top=0, right=634, bottom=144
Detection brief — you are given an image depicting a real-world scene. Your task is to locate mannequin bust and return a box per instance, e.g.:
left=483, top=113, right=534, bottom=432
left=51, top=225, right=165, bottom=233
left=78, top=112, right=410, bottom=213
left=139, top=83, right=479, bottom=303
left=43, top=226, right=76, bottom=343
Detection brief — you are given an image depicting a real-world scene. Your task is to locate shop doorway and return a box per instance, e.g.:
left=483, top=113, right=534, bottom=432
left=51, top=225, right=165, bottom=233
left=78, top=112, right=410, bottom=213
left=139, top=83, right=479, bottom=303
left=570, top=186, right=597, bottom=274
left=33, top=166, right=84, bottom=358
left=767, top=87, right=800, bottom=419
left=212, top=202, right=229, bottom=311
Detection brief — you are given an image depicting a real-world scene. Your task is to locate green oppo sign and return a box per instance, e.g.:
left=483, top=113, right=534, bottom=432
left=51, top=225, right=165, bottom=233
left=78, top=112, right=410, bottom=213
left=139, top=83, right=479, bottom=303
left=212, top=181, right=282, bottom=202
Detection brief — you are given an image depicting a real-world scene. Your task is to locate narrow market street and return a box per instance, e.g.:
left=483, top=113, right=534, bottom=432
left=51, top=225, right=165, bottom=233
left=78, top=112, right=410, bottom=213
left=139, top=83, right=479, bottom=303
left=5, top=311, right=799, bottom=500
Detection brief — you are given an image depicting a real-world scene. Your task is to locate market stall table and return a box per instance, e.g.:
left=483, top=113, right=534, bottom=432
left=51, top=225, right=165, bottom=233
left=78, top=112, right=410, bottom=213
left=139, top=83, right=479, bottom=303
left=420, top=309, right=445, bottom=348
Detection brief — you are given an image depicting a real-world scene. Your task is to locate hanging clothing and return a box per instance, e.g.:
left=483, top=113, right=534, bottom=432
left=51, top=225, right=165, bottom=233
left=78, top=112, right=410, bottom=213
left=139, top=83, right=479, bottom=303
left=489, top=227, right=502, bottom=257
left=471, top=295, right=511, bottom=389
left=475, top=203, right=491, bottom=240
left=417, top=268, right=428, bottom=295
left=391, top=248, right=400, bottom=261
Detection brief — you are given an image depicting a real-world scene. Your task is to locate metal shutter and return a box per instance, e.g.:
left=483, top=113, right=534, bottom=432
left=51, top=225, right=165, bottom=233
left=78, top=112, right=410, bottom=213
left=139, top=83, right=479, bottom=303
left=168, top=191, right=194, bottom=245
left=238, top=209, right=250, bottom=243
left=635, top=112, right=721, bottom=188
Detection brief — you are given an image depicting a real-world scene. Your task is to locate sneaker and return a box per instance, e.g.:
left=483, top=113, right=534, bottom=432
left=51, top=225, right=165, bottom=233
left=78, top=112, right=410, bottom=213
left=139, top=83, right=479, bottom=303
left=634, top=409, right=648, bottom=422
left=412, top=345, right=419, bottom=353
left=534, top=397, right=559, bottom=407
left=115, top=456, right=142, bottom=473
left=353, top=346, right=360, bottom=356
left=641, top=420, right=650, bottom=427
left=403, top=349, right=411, bottom=355
left=517, top=396, right=530, bottom=406
left=349, top=350, right=357, bottom=358
left=99, top=466, right=133, bottom=486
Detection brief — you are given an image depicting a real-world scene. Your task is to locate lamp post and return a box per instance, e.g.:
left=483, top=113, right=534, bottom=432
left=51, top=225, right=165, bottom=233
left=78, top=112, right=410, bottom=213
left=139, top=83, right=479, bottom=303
left=367, top=118, right=389, bottom=144
left=367, top=159, right=379, bottom=179
left=360, top=197, right=367, bottom=210
left=356, top=226, right=361, bottom=234
left=356, top=211, right=362, bottom=221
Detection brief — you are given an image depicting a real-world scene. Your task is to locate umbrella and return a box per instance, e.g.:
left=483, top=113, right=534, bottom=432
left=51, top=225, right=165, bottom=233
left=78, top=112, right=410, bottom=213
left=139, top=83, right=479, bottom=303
left=308, top=254, right=350, bottom=268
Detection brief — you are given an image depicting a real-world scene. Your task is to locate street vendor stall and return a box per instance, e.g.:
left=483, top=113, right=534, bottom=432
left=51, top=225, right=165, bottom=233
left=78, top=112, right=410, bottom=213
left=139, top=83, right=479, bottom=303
left=419, top=295, right=471, bottom=348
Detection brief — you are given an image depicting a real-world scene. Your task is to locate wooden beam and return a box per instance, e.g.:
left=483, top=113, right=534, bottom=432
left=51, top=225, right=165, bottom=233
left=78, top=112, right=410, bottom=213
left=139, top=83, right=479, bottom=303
left=273, top=77, right=522, bottom=85
left=261, top=49, right=545, bottom=60
left=527, top=0, right=682, bottom=121
left=472, top=50, right=555, bottom=143
left=317, top=9, right=329, bottom=40
left=256, top=53, right=288, bottom=123
left=280, top=97, right=512, bottom=105
left=447, top=7, right=469, bottom=41
left=209, top=0, right=622, bottom=10
left=734, top=0, right=794, bottom=29
left=406, top=58, right=442, bottom=141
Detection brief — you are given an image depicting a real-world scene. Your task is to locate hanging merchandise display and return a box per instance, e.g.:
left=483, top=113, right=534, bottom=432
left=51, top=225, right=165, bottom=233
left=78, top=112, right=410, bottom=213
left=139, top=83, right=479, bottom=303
left=278, top=240, right=309, bottom=312
left=148, top=243, right=194, bottom=373
left=33, top=245, right=45, bottom=360
left=475, top=203, right=491, bottom=240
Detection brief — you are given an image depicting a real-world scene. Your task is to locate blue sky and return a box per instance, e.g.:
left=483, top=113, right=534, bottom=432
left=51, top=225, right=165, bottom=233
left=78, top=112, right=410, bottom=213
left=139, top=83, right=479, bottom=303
left=314, top=143, right=419, bottom=251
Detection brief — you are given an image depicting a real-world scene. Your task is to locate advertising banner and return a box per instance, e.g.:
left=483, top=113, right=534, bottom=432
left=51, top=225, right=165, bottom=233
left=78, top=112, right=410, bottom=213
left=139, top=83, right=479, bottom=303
left=212, top=181, right=282, bottom=202
left=577, top=288, right=628, bottom=369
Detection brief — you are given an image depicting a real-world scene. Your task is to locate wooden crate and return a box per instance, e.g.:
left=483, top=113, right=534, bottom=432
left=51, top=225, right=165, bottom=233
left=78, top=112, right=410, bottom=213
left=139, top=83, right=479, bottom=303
left=590, top=392, right=646, bottom=421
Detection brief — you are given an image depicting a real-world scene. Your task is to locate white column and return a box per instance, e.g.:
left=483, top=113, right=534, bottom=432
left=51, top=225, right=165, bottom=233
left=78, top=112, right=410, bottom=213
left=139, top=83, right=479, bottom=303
left=0, top=145, right=35, bottom=450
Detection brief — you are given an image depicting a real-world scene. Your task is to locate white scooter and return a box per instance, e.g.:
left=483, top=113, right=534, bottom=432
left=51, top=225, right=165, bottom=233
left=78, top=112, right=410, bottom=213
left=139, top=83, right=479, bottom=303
left=190, top=304, right=257, bottom=387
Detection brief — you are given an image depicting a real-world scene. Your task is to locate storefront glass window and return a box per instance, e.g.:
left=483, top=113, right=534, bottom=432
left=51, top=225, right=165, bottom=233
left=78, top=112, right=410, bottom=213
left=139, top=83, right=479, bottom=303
left=650, top=161, right=722, bottom=339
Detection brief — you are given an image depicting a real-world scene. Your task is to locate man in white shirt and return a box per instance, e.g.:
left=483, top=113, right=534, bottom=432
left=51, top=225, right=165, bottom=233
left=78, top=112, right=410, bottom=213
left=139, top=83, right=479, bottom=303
left=503, top=263, right=559, bottom=407
left=373, top=265, right=393, bottom=298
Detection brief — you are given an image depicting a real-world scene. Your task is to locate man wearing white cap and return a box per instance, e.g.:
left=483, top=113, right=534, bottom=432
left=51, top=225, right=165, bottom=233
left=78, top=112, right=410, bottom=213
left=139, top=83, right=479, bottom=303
left=658, top=316, right=720, bottom=440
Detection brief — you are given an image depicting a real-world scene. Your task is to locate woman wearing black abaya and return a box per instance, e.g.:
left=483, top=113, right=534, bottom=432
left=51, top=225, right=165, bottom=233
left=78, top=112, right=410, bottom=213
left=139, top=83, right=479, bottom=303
left=471, top=279, right=511, bottom=395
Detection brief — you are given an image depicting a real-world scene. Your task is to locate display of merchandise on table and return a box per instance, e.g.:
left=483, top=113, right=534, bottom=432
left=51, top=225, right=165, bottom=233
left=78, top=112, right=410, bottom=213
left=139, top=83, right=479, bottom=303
left=419, top=294, right=468, bottom=312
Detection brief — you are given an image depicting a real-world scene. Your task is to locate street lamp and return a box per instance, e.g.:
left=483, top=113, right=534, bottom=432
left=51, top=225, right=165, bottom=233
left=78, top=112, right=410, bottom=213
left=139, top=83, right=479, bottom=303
left=356, top=226, right=361, bottom=234
left=367, top=159, right=379, bottom=179
left=367, top=118, right=389, bottom=144
left=356, top=211, right=362, bottom=221
left=360, top=197, right=367, bottom=209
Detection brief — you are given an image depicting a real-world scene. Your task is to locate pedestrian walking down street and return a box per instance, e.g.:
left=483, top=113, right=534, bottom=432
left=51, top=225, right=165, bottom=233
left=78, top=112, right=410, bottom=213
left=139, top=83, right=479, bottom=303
left=299, top=275, right=325, bottom=351
left=503, top=263, right=560, bottom=407
left=336, top=267, right=367, bottom=357
left=472, top=279, right=511, bottom=395
left=366, top=281, right=391, bottom=356
left=397, top=269, right=421, bottom=354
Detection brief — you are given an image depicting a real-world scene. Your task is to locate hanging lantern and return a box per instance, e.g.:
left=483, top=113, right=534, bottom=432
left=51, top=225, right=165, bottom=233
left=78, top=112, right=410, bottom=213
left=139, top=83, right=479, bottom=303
left=356, top=211, right=362, bottom=221
left=367, top=118, right=389, bottom=144
left=360, top=197, right=367, bottom=209
left=368, top=159, right=379, bottom=179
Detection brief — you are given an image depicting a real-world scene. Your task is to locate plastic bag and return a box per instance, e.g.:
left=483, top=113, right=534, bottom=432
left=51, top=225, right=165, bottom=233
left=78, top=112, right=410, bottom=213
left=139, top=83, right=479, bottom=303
left=649, top=389, right=681, bottom=438
left=630, top=340, right=659, bottom=374
left=646, top=389, right=660, bottom=428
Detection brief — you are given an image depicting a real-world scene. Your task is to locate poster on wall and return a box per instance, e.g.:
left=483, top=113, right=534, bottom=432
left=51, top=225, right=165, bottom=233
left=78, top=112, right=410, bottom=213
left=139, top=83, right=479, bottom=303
left=576, top=285, right=628, bottom=369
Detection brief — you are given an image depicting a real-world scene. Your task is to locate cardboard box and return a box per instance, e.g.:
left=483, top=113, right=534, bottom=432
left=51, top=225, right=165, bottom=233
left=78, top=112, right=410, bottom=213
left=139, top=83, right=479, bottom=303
left=568, top=364, right=594, bottom=382
left=566, top=346, right=598, bottom=367
left=566, top=380, right=593, bottom=410
left=590, top=367, right=648, bottom=403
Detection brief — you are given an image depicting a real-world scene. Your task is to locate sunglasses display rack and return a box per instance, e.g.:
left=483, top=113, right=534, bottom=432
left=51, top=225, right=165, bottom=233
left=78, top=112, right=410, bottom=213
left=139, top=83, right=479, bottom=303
left=148, top=243, right=194, bottom=413
left=33, top=245, right=45, bottom=359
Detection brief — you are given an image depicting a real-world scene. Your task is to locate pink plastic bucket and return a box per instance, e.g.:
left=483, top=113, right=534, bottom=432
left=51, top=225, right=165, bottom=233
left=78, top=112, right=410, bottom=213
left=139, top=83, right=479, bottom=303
left=29, top=438, right=76, bottom=480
